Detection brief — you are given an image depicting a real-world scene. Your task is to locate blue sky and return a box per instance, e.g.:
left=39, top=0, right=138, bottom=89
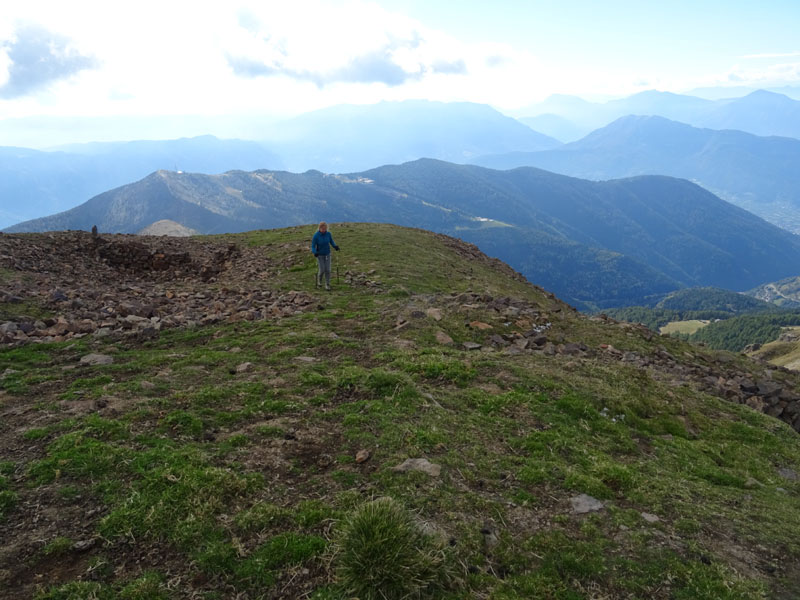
left=1, top=0, right=799, bottom=145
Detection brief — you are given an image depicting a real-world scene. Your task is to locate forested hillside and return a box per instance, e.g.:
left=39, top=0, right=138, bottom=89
left=681, top=311, right=800, bottom=352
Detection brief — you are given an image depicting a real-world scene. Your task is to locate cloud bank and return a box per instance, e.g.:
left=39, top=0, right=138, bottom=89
left=226, top=29, right=468, bottom=88
left=227, top=46, right=424, bottom=87
left=0, top=24, right=98, bottom=99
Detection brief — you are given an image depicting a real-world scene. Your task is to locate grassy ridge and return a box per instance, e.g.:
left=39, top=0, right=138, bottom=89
left=2, top=224, right=800, bottom=599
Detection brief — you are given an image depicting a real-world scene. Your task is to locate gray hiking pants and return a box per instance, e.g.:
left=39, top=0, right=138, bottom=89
left=317, top=254, right=332, bottom=285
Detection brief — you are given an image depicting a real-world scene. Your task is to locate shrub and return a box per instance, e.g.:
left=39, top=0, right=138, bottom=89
left=331, top=497, right=455, bottom=599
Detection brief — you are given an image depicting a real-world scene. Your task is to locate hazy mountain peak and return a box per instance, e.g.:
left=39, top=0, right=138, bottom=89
left=736, top=89, right=795, bottom=105
left=265, top=99, right=562, bottom=171
left=603, top=91, right=713, bottom=117
left=567, top=114, right=699, bottom=150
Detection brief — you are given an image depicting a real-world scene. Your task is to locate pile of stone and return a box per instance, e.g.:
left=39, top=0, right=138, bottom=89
left=94, top=237, right=240, bottom=281
left=0, top=231, right=315, bottom=346
left=395, top=291, right=561, bottom=353
left=343, top=269, right=382, bottom=288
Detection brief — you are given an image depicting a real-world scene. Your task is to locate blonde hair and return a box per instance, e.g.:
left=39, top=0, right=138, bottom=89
left=318, top=221, right=328, bottom=230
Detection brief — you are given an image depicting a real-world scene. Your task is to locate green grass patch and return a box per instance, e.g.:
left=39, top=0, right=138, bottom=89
left=160, top=410, right=205, bottom=437
left=28, top=431, right=125, bottom=484
left=62, top=374, right=114, bottom=400
left=34, top=571, right=171, bottom=600
left=235, top=532, right=326, bottom=589
left=234, top=502, right=293, bottom=532
left=100, top=445, right=258, bottom=544
left=330, top=497, right=457, bottom=599
left=395, top=354, right=477, bottom=385
left=41, top=536, right=74, bottom=557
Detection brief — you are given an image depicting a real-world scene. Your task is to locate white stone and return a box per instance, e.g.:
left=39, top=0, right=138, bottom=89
left=570, top=494, right=604, bottom=514
left=79, top=353, right=114, bottom=366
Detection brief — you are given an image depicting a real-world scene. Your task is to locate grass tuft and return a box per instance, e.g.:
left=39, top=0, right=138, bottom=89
left=331, top=496, right=457, bottom=599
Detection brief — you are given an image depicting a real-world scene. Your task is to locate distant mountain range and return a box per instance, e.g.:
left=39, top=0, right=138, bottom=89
left=262, top=100, right=561, bottom=173
left=9, top=159, right=800, bottom=310
left=0, top=101, right=559, bottom=230
left=5, top=91, right=800, bottom=233
left=517, top=89, right=800, bottom=142
left=471, top=115, right=800, bottom=233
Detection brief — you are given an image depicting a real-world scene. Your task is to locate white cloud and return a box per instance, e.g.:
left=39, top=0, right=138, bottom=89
left=0, top=24, right=99, bottom=99
left=720, top=61, right=800, bottom=88
left=223, top=1, right=470, bottom=89
left=740, top=51, right=800, bottom=60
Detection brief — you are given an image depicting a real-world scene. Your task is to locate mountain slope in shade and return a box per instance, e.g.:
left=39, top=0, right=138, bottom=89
left=471, top=115, right=800, bottom=232
left=8, top=159, right=800, bottom=308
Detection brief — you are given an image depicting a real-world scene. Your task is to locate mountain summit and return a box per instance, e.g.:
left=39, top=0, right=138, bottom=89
left=2, top=224, right=800, bottom=598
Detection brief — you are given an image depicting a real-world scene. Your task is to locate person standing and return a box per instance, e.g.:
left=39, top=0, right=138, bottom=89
left=311, top=221, right=340, bottom=290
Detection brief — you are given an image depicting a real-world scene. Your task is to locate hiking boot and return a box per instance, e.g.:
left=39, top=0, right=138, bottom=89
left=325, top=283, right=331, bottom=291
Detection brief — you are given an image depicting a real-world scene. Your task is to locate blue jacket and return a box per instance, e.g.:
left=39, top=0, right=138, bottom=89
left=311, top=230, right=338, bottom=256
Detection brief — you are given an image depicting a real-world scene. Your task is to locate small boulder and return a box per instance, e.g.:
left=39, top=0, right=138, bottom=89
left=425, top=308, right=443, bottom=321
left=570, top=494, right=604, bottom=514
left=391, top=458, right=441, bottom=477
left=435, top=331, right=454, bottom=345
left=79, top=353, right=114, bottom=366
left=641, top=512, right=660, bottom=523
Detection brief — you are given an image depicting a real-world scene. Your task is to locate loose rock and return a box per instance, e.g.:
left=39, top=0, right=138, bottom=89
left=570, top=494, right=604, bottom=514
left=79, top=353, right=114, bottom=366
left=391, top=458, right=441, bottom=477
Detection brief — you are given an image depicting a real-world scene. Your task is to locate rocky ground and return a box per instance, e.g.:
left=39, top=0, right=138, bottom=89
left=397, top=291, right=800, bottom=434
left=0, top=231, right=317, bottom=347
left=3, top=230, right=800, bottom=436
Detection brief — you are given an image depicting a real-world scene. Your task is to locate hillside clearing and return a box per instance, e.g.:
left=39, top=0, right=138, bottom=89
left=659, top=319, right=710, bottom=335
